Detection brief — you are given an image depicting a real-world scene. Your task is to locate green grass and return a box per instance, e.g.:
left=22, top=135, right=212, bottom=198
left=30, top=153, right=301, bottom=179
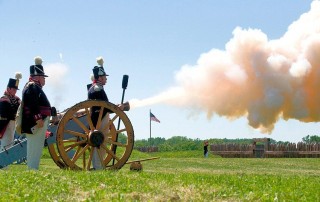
left=1, top=150, right=319, bottom=201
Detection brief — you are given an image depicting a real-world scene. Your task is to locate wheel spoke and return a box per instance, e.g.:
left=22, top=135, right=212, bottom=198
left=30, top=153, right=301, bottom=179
left=105, top=138, right=127, bottom=147
left=86, top=147, right=94, bottom=170
left=101, top=144, right=121, bottom=162
left=64, top=140, right=87, bottom=152
left=72, top=144, right=89, bottom=163
left=65, top=130, right=87, bottom=138
left=72, top=116, right=90, bottom=134
left=64, top=140, right=86, bottom=151
left=71, top=146, right=82, bottom=162
left=62, top=138, right=79, bottom=143
left=95, top=106, right=104, bottom=129
left=85, top=107, right=95, bottom=131
left=102, top=114, right=118, bottom=131
left=105, top=131, right=113, bottom=138
left=116, top=128, right=127, bottom=133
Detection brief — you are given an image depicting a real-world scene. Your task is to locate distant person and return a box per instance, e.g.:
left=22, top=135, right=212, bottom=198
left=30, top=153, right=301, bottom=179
left=21, top=56, right=52, bottom=170
left=204, top=140, right=209, bottom=158
left=0, top=73, right=22, bottom=152
left=252, top=141, right=256, bottom=157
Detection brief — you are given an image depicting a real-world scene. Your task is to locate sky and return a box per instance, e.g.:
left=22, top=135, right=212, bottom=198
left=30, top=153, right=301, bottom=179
left=0, top=0, right=319, bottom=143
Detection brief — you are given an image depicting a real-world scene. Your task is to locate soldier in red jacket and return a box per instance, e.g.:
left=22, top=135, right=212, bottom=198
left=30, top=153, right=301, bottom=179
left=21, top=56, right=51, bottom=170
left=0, top=73, right=22, bottom=152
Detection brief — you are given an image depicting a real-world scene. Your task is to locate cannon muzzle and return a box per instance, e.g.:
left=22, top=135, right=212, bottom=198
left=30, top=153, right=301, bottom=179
left=123, top=101, right=130, bottom=111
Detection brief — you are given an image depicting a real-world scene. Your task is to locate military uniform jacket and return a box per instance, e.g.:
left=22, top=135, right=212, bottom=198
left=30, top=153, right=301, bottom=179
left=0, top=93, right=21, bottom=138
left=21, top=81, right=51, bottom=134
left=88, top=83, right=112, bottom=126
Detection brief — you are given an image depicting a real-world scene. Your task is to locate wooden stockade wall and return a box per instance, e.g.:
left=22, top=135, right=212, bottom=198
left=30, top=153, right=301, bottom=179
left=210, top=144, right=255, bottom=158
left=265, top=142, right=320, bottom=158
left=135, top=146, right=159, bottom=153
left=211, top=143, right=320, bottom=158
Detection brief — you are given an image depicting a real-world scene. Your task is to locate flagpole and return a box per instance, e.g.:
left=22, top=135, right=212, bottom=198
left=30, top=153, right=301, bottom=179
left=149, top=109, right=151, bottom=146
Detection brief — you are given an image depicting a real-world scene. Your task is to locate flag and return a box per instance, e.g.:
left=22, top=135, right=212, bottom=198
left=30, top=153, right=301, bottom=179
left=150, top=112, right=160, bottom=123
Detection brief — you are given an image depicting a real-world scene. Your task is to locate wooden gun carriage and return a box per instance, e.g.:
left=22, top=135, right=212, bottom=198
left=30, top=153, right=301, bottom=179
left=0, top=100, right=138, bottom=170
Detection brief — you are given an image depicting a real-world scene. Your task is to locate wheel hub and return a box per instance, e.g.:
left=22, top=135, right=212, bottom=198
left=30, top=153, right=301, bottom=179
left=88, top=130, right=105, bottom=147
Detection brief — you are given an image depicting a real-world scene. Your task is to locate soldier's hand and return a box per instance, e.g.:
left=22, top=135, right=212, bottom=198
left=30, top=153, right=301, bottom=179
left=117, top=104, right=124, bottom=111
left=36, top=119, right=44, bottom=128
left=117, top=102, right=130, bottom=111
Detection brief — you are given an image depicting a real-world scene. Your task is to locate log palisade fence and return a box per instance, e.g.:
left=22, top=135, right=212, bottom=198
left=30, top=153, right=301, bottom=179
left=135, top=146, right=159, bottom=153
left=211, top=138, right=320, bottom=158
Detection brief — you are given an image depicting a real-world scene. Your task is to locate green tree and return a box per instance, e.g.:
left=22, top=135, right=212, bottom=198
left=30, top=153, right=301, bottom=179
left=117, top=133, right=128, bottom=144
left=302, top=135, right=320, bottom=143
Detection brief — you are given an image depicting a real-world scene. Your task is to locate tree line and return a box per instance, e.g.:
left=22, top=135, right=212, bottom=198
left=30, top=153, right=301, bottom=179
left=132, top=135, right=320, bottom=152
left=302, top=135, right=320, bottom=143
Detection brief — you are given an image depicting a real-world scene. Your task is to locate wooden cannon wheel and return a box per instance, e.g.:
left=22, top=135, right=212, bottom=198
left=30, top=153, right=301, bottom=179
left=56, top=100, right=134, bottom=170
left=48, top=141, right=68, bottom=169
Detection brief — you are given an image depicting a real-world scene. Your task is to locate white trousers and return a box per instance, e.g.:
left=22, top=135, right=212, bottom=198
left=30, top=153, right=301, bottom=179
left=25, top=117, right=50, bottom=170
left=92, top=114, right=109, bottom=170
left=0, top=121, right=15, bottom=151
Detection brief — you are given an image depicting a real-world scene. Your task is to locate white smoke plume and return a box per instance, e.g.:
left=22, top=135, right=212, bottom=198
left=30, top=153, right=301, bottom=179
left=45, top=63, right=69, bottom=109
left=130, top=1, right=320, bottom=133
left=59, top=53, right=63, bottom=62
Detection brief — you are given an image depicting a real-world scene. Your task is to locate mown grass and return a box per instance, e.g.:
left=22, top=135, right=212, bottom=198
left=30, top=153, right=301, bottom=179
left=0, top=149, right=319, bottom=201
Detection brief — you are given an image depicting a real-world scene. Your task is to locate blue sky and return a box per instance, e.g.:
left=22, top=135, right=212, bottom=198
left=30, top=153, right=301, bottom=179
left=0, top=0, right=318, bottom=143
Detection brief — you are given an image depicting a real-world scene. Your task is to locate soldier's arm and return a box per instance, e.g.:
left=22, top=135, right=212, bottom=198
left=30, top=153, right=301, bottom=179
left=25, top=84, right=42, bottom=121
left=0, top=99, right=11, bottom=120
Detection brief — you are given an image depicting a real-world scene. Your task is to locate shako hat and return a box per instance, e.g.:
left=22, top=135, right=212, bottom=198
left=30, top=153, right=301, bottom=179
left=30, top=56, right=48, bottom=77
left=7, top=72, right=22, bottom=90
left=92, top=56, right=108, bottom=79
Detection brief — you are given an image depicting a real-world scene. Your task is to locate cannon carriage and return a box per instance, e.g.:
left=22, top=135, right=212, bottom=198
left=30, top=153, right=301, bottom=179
left=0, top=99, right=135, bottom=170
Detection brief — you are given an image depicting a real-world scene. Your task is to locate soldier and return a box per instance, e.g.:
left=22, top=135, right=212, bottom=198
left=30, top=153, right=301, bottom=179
left=0, top=73, right=22, bottom=152
left=21, top=56, right=52, bottom=170
left=88, top=56, right=127, bottom=169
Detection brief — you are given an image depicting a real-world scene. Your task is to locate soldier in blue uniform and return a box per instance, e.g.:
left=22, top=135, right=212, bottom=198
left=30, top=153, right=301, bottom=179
left=88, top=57, right=127, bottom=124
left=88, top=56, right=127, bottom=169
left=21, top=56, right=52, bottom=170
left=0, top=73, right=22, bottom=152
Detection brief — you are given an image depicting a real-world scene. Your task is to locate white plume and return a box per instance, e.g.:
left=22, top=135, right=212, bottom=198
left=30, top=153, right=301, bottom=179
left=96, top=56, right=104, bottom=66
left=34, top=56, right=43, bottom=65
left=15, top=72, right=22, bottom=80
left=90, top=74, right=94, bottom=81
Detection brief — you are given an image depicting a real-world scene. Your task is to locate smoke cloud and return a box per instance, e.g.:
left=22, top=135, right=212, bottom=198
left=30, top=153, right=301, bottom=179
left=59, top=53, right=64, bottom=62
left=45, top=63, right=69, bottom=110
left=130, top=1, right=320, bottom=133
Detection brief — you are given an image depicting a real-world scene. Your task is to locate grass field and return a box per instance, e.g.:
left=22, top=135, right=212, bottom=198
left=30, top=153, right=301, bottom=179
left=0, top=150, right=319, bottom=201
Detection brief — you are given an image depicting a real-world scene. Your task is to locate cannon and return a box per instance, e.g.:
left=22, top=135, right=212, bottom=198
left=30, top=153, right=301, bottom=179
left=1, top=75, right=159, bottom=170
left=1, top=100, right=136, bottom=170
